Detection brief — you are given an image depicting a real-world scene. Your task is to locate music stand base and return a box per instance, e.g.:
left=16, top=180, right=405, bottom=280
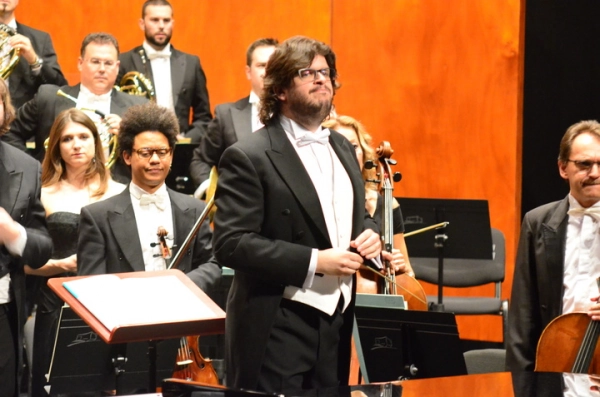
left=429, top=302, right=445, bottom=312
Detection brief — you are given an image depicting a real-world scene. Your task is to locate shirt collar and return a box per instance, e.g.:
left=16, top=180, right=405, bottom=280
left=143, top=41, right=172, bottom=58
left=279, top=115, right=328, bottom=141
left=249, top=91, right=260, bottom=105
left=79, top=84, right=112, bottom=101
left=7, top=19, right=16, bottom=31
left=129, top=181, right=168, bottom=201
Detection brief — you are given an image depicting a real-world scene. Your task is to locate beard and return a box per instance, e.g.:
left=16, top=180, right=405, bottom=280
left=286, top=85, right=333, bottom=128
left=145, top=30, right=172, bottom=49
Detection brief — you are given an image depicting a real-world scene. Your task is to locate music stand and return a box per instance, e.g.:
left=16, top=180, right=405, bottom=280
left=354, top=304, right=467, bottom=381
left=397, top=198, right=493, bottom=311
left=47, top=269, right=225, bottom=395
left=166, top=142, right=198, bottom=195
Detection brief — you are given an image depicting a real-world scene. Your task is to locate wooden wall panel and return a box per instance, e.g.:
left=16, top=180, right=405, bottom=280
left=16, top=0, right=523, bottom=343
left=331, top=0, right=523, bottom=341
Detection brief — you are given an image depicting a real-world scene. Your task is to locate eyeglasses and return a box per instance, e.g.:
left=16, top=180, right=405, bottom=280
left=132, top=147, right=172, bottom=159
left=297, top=68, right=335, bottom=82
left=86, top=58, right=117, bottom=69
left=567, top=159, right=600, bottom=172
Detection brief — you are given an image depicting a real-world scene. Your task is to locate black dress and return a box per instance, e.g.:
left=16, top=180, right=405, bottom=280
left=30, top=211, right=79, bottom=397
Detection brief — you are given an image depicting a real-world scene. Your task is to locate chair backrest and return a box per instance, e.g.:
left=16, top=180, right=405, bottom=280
left=411, top=228, right=505, bottom=288
left=463, top=348, right=506, bottom=374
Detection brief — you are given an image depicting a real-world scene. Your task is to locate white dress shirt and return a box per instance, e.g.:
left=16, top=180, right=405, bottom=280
left=129, top=182, right=174, bottom=272
left=143, top=41, right=174, bottom=111
left=249, top=91, right=263, bottom=132
left=563, top=194, right=600, bottom=313
left=280, top=115, right=354, bottom=315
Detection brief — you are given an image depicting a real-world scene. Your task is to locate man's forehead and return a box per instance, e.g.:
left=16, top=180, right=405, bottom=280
left=83, top=43, right=118, bottom=59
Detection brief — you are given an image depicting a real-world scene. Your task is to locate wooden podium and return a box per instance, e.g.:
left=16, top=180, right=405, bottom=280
left=47, top=269, right=226, bottom=394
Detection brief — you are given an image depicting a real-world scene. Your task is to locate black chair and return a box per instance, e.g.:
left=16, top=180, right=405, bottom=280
left=411, top=228, right=508, bottom=344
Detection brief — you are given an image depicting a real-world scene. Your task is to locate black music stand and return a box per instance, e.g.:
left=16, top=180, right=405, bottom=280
left=166, top=142, right=198, bottom=194
left=397, top=198, right=493, bottom=311
left=354, top=305, right=467, bottom=381
left=47, top=305, right=180, bottom=395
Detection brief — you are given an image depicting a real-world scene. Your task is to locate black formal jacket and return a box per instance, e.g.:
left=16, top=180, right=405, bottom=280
left=9, top=22, right=67, bottom=110
left=189, top=96, right=252, bottom=186
left=1, top=84, right=148, bottom=182
left=118, top=45, right=212, bottom=142
left=213, top=118, right=379, bottom=390
left=77, top=186, right=220, bottom=294
left=0, top=142, right=52, bottom=386
left=505, top=197, right=568, bottom=371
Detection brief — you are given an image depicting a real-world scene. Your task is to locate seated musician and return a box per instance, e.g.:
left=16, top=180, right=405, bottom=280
left=506, top=120, right=600, bottom=375
left=322, top=115, right=415, bottom=278
left=0, top=32, right=147, bottom=183
left=25, top=108, right=125, bottom=397
left=77, top=102, right=220, bottom=294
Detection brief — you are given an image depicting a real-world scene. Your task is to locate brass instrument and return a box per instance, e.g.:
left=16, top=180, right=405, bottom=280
left=44, top=89, right=119, bottom=169
left=116, top=49, right=155, bottom=100
left=0, top=24, right=20, bottom=80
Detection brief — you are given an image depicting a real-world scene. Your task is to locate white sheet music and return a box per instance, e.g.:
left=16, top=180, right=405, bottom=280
left=63, top=275, right=216, bottom=331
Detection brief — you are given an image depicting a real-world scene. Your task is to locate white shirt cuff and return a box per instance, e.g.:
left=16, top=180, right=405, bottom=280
left=4, top=223, right=27, bottom=257
left=302, top=248, right=319, bottom=288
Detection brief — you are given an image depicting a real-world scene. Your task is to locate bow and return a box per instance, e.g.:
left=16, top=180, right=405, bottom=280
left=297, top=129, right=330, bottom=147
left=568, top=207, right=600, bottom=223
left=139, top=193, right=166, bottom=211
left=146, top=51, right=171, bottom=60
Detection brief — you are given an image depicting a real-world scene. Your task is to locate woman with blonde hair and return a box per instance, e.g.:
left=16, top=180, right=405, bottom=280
left=27, top=108, right=124, bottom=396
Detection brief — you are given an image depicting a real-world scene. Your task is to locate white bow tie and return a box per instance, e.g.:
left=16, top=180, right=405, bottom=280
left=568, top=207, right=600, bottom=222
left=297, top=130, right=330, bottom=147
left=147, top=51, right=171, bottom=60
left=139, top=193, right=166, bottom=211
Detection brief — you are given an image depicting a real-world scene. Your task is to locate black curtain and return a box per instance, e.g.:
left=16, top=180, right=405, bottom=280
left=521, top=0, right=600, bottom=216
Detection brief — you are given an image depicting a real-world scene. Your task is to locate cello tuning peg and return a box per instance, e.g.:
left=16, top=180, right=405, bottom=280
left=393, top=172, right=402, bottom=182
left=364, top=160, right=377, bottom=170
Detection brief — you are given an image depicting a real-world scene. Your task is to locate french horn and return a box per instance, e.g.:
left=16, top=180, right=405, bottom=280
left=117, top=71, right=155, bottom=101
left=0, top=24, right=20, bottom=80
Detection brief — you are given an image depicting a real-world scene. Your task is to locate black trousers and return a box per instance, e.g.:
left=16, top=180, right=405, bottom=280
left=257, top=298, right=345, bottom=394
left=0, top=301, right=18, bottom=397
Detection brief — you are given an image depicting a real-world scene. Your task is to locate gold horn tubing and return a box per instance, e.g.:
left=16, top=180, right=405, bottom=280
left=0, top=24, right=20, bottom=80
left=404, top=222, right=450, bottom=238
left=117, top=71, right=155, bottom=101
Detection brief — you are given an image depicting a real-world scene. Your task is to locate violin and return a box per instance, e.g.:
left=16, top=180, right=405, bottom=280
left=165, top=199, right=222, bottom=385
left=172, top=335, right=220, bottom=385
left=535, top=278, right=600, bottom=374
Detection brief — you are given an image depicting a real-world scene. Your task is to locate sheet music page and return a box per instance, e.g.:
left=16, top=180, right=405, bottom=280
left=62, top=275, right=217, bottom=331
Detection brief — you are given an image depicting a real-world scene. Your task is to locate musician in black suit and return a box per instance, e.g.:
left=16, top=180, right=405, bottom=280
left=506, top=120, right=600, bottom=379
left=0, top=78, right=52, bottom=397
left=189, top=38, right=278, bottom=186
left=213, top=36, right=381, bottom=394
left=1, top=32, right=147, bottom=183
left=0, top=0, right=68, bottom=109
left=117, top=0, right=212, bottom=143
left=77, top=102, right=220, bottom=294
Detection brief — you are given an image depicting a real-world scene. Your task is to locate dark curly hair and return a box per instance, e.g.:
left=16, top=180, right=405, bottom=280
left=118, top=102, right=179, bottom=158
left=259, top=36, right=340, bottom=125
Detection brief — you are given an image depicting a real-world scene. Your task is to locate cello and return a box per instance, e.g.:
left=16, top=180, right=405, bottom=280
left=535, top=278, right=600, bottom=374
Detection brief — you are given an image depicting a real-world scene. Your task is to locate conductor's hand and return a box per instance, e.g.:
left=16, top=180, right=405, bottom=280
left=316, top=248, right=363, bottom=276
left=350, top=229, right=381, bottom=260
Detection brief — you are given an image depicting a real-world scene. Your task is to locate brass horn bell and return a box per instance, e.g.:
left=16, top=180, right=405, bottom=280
left=117, top=71, right=155, bottom=101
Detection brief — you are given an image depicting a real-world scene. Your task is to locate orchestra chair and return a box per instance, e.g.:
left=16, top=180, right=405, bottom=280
left=463, top=348, right=506, bottom=374
left=411, top=228, right=509, bottom=345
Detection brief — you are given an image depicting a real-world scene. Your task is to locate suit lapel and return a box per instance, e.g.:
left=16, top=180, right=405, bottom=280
left=0, top=144, right=21, bottom=215
left=265, top=122, right=330, bottom=245
left=169, top=189, right=195, bottom=272
left=107, top=189, right=145, bottom=271
left=541, top=198, right=569, bottom=304
left=231, top=97, right=253, bottom=140
left=170, top=48, right=185, bottom=102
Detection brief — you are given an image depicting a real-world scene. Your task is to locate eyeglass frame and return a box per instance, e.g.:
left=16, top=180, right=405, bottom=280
left=296, top=67, right=336, bottom=82
left=131, top=147, right=173, bottom=159
left=566, top=159, right=600, bottom=172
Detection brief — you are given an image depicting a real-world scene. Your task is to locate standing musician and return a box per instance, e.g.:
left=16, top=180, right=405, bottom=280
left=0, top=78, right=52, bottom=397
left=25, top=108, right=125, bottom=397
left=322, top=115, right=415, bottom=281
left=118, top=0, right=212, bottom=143
left=77, top=102, right=220, bottom=294
left=506, top=120, right=600, bottom=386
left=0, top=0, right=68, bottom=109
left=189, top=37, right=278, bottom=187
left=1, top=32, right=147, bottom=183
left=213, top=36, right=382, bottom=394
